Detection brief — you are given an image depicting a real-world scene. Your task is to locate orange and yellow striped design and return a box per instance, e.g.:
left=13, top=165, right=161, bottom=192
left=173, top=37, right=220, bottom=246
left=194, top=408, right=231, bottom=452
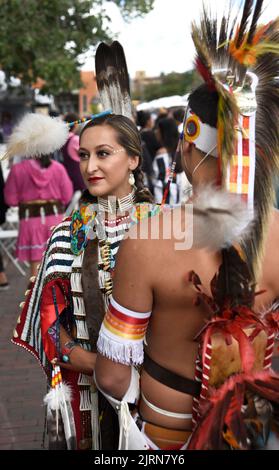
left=51, top=366, right=62, bottom=388
left=97, top=297, right=152, bottom=365
left=226, top=114, right=256, bottom=210
left=103, top=302, right=150, bottom=341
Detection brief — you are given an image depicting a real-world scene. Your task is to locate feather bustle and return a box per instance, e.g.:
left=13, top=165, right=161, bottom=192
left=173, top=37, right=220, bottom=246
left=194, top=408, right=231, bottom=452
left=188, top=371, right=279, bottom=449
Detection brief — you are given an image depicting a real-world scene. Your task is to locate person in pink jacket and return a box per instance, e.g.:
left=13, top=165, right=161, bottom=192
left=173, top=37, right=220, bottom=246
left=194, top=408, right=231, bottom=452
left=4, top=155, right=73, bottom=276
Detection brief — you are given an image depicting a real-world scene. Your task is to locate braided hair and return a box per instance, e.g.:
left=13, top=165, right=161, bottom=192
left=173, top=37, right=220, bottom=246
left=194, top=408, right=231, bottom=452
left=80, top=114, right=153, bottom=204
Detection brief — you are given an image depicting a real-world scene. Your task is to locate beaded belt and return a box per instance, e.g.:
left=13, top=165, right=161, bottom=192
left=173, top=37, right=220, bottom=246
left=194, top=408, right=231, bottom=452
left=19, top=200, right=64, bottom=219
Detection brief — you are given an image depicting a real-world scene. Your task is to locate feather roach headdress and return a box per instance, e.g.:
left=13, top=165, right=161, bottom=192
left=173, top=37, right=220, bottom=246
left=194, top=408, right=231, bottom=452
left=185, top=0, right=279, bottom=280
left=185, top=3, right=279, bottom=449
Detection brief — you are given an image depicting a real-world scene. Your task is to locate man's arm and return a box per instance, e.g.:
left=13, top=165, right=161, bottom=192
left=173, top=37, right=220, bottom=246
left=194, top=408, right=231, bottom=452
left=95, top=232, right=153, bottom=400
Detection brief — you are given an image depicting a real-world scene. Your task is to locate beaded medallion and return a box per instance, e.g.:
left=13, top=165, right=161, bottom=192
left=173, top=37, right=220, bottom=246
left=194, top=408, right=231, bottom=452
left=70, top=202, right=97, bottom=255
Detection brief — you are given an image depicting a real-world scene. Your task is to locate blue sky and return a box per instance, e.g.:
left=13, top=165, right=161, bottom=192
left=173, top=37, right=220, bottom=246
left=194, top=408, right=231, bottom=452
left=83, top=0, right=277, bottom=78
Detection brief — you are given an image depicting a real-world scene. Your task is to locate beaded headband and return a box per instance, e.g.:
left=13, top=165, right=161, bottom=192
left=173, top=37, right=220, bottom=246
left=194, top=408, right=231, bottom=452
left=67, top=109, right=112, bottom=129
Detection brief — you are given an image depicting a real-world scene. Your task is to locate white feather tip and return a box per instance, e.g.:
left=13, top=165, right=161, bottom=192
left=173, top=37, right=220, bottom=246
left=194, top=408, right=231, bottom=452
left=193, top=186, right=254, bottom=251
left=43, top=383, right=72, bottom=411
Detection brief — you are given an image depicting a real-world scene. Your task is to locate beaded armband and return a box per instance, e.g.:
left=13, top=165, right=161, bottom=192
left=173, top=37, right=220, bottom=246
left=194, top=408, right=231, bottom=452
left=97, top=296, right=151, bottom=366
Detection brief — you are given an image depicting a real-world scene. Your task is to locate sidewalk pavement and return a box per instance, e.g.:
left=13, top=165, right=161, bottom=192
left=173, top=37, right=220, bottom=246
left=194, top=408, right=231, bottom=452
left=0, top=263, right=46, bottom=450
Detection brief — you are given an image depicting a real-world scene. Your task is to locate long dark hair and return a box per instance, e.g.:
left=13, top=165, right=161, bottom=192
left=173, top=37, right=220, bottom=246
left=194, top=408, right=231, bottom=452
left=39, top=154, right=52, bottom=168
left=80, top=114, right=153, bottom=203
left=157, top=117, right=179, bottom=158
left=156, top=117, right=183, bottom=173
left=188, top=84, right=219, bottom=127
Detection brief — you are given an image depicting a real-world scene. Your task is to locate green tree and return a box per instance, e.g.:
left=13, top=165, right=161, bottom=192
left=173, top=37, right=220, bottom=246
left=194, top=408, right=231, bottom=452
left=0, top=0, right=154, bottom=94
left=135, top=70, right=201, bottom=102
left=112, top=0, right=154, bottom=18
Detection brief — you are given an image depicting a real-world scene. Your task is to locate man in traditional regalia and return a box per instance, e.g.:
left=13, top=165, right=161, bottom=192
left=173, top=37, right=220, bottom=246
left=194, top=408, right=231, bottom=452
left=95, top=0, right=279, bottom=450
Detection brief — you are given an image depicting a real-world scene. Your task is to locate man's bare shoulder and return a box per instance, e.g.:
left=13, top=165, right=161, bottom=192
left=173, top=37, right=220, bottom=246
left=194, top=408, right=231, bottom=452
left=117, top=209, right=178, bottom=274
left=113, top=217, right=157, bottom=304
left=124, top=205, right=191, bottom=252
left=121, top=213, right=161, bottom=257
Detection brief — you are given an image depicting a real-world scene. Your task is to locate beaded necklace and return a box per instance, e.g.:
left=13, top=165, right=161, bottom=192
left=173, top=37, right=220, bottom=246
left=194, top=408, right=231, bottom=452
left=97, top=213, right=131, bottom=302
left=98, top=189, right=136, bottom=214
left=96, top=190, right=136, bottom=300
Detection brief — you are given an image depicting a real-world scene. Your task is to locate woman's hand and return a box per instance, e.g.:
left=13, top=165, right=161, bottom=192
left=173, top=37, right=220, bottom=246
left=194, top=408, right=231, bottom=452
left=54, top=346, right=96, bottom=375
left=56, top=325, right=96, bottom=375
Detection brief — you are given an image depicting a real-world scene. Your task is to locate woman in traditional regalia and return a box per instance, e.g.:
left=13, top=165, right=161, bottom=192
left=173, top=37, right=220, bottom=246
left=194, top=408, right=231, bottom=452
left=10, top=42, right=156, bottom=450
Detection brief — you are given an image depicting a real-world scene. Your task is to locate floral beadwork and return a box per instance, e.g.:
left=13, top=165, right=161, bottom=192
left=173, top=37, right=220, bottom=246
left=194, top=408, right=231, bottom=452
left=130, top=203, right=160, bottom=224
left=70, top=202, right=97, bottom=255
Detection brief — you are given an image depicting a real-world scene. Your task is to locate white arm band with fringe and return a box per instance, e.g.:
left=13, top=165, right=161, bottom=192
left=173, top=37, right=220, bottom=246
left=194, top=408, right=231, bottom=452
left=97, top=296, right=151, bottom=366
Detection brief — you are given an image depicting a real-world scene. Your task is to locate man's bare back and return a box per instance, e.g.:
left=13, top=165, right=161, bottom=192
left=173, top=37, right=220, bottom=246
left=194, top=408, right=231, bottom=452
left=113, top=207, right=279, bottom=431
left=254, top=209, right=279, bottom=310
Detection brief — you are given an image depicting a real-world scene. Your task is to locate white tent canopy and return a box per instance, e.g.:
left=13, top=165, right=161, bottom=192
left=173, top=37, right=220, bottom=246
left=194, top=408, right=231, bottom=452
left=137, top=94, right=189, bottom=111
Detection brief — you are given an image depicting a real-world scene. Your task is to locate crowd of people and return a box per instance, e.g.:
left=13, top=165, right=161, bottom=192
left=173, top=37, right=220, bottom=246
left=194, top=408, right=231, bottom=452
left=137, top=108, right=190, bottom=204
left=0, top=106, right=190, bottom=287
left=1, top=0, right=279, bottom=453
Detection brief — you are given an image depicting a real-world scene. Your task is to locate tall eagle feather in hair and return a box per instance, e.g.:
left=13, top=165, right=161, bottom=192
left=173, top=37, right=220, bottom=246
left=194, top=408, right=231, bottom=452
left=95, top=41, right=132, bottom=119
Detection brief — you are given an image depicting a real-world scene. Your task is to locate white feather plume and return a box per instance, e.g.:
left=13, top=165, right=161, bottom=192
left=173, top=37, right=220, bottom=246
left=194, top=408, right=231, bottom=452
left=193, top=185, right=254, bottom=250
left=43, top=382, right=72, bottom=412
left=1, top=113, right=69, bottom=160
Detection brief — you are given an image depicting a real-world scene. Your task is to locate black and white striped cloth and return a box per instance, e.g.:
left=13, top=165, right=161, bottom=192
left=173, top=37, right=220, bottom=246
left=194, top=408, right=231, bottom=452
left=19, top=216, right=131, bottom=369
left=152, top=151, right=181, bottom=205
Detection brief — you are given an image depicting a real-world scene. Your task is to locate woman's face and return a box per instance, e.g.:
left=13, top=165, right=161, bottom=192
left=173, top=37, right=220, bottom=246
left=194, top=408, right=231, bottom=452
left=79, top=124, right=139, bottom=199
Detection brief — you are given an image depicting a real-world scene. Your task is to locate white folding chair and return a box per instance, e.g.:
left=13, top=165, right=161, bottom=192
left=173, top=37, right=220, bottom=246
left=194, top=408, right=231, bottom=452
left=0, top=228, right=27, bottom=276
left=0, top=207, right=27, bottom=276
